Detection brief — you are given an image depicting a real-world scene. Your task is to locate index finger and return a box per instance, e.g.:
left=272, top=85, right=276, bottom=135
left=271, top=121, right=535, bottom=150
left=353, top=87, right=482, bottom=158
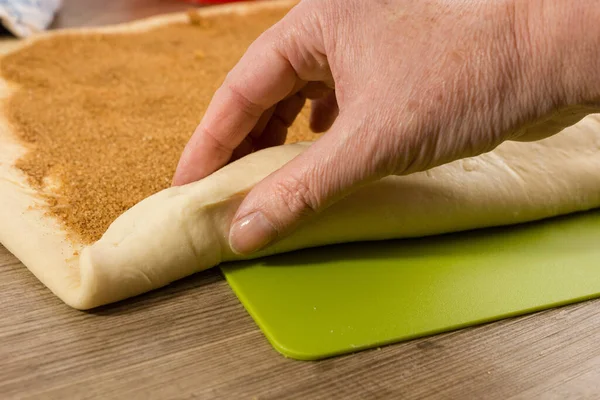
left=172, top=26, right=300, bottom=186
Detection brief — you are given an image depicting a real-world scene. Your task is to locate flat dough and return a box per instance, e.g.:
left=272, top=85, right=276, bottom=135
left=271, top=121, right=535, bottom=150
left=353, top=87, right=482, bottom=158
left=1, top=1, right=600, bottom=309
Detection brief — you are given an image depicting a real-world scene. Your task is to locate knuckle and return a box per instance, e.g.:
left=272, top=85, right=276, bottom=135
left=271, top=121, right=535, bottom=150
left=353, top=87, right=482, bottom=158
left=272, top=175, right=321, bottom=219
left=199, top=124, right=234, bottom=155
left=276, top=2, right=332, bottom=82
left=223, top=80, right=265, bottom=119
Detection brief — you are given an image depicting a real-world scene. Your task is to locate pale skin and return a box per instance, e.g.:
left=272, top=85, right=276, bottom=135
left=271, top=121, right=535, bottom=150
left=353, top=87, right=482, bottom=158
left=172, top=0, right=600, bottom=255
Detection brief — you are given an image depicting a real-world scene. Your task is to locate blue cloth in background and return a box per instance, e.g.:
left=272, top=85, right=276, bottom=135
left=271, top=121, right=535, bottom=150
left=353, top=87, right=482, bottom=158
left=0, top=0, right=62, bottom=37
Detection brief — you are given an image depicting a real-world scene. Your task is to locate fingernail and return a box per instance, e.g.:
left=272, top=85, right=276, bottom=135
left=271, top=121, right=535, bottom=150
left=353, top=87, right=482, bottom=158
left=229, top=212, right=277, bottom=255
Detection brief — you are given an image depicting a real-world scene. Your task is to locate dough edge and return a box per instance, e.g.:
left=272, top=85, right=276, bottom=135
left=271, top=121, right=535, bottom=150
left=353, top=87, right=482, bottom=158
left=0, top=0, right=300, bottom=308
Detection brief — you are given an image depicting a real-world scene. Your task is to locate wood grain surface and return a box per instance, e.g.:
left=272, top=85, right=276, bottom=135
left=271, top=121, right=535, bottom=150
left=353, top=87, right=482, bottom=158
left=2, top=1, right=600, bottom=399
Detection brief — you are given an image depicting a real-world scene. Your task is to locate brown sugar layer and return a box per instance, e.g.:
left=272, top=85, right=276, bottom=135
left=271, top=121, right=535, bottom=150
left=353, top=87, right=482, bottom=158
left=0, top=6, right=320, bottom=244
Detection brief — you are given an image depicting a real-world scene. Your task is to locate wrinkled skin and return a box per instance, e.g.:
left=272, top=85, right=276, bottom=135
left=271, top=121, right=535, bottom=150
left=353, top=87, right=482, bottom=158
left=173, top=0, right=600, bottom=254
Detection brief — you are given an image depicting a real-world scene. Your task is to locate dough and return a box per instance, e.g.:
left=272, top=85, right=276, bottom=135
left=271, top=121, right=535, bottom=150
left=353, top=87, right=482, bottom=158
left=1, top=1, right=600, bottom=309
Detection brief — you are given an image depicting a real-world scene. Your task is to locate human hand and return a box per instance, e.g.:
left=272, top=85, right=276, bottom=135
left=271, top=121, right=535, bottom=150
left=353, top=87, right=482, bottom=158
left=172, top=0, right=599, bottom=254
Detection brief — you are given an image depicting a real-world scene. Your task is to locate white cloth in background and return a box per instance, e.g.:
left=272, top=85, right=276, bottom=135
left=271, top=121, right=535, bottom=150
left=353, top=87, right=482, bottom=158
left=0, top=0, right=62, bottom=37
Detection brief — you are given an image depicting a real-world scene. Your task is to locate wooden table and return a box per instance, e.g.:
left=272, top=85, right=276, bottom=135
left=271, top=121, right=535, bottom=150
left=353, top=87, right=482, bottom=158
left=2, top=1, right=600, bottom=398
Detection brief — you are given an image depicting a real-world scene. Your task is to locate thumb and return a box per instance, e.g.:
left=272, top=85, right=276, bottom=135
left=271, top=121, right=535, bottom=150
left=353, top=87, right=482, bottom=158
left=228, top=110, right=388, bottom=255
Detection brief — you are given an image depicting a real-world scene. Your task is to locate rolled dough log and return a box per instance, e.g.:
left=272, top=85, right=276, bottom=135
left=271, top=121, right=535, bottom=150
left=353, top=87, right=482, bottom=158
left=80, top=119, right=600, bottom=309
left=1, top=1, right=600, bottom=309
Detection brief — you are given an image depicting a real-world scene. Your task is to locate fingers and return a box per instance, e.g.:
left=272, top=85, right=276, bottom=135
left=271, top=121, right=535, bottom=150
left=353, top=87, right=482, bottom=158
left=230, top=92, right=307, bottom=161
left=228, top=109, right=388, bottom=255
left=172, top=44, right=298, bottom=186
left=310, top=90, right=339, bottom=132
left=302, top=81, right=333, bottom=99
left=229, top=105, right=276, bottom=163
left=172, top=4, right=330, bottom=186
left=255, top=92, right=307, bottom=150
left=250, top=84, right=333, bottom=150
left=249, top=105, right=276, bottom=140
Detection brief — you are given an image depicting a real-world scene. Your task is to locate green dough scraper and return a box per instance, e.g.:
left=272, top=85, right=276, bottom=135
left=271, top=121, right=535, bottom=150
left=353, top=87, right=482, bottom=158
left=221, top=209, right=600, bottom=360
